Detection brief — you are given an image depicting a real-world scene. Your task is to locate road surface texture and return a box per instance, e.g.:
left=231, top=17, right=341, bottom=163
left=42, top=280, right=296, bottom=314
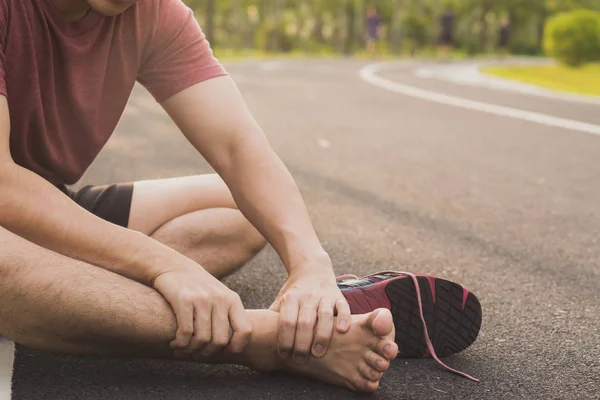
left=8, top=59, right=600, bottom=399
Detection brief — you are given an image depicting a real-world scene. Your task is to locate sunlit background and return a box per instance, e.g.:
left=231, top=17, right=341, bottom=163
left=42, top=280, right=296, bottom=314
left=185, top=0, right=596, bottom=55
left=182, top=0, right=600, bottom=95
left=3, top=1, right=599, bottom=399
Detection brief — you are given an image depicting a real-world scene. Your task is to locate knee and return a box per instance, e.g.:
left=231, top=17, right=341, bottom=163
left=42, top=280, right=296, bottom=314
left=153, top=208, right=267, bottom=257
left=240, top=218, right=267, bottom=256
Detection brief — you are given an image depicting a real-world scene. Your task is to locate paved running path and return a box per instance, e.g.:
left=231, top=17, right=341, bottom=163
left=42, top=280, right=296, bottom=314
left=7, top=59, right=600, bottom=399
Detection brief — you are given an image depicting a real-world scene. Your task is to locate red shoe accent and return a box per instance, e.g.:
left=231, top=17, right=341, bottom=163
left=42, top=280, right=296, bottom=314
left=344, top=284, right=392, bottom=313
left=425, top=275, right=437, bottom=305
left=462, top=288, right=470, bottom=310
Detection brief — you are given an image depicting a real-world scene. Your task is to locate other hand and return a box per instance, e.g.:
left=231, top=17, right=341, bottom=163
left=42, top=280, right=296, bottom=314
left=270, top=257, right=351, bottom=363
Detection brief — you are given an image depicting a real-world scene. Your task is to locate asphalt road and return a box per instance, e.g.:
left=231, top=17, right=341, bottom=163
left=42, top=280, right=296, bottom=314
left=10, top=59, right=600, bottom=399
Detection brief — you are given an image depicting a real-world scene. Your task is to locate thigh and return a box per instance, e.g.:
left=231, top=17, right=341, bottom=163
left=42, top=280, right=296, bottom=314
left=128, top=174, right=236, bottom=235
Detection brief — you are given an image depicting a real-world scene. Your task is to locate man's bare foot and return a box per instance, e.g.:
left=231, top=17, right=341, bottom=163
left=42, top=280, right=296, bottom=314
left=197, top=309, right=396, bottom=392
left=286, top=308, right=397, bottom=392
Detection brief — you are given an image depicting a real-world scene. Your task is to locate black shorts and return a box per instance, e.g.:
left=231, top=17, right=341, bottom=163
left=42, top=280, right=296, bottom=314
left=57, top=183, right=134, bottom=228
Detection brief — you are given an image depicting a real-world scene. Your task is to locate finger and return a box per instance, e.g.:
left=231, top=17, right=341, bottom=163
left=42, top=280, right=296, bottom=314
left=169, top=300, right=194, bottom=349
left=335, top=297, right=352, bottom=333
left=365, top=350, right=390, bottom=372
left=227, top=296, right=253, bottom=354
left=292, top=299, right=319, bottom=363
left=277, top=294, right=300, bottom=359
left=268, top=297, right=281, bottom=312
left=186, top=302, right=212, bottom=353
left=311, top=300, right=335, bottom=357
left=201, top=302, right=231, bottom=357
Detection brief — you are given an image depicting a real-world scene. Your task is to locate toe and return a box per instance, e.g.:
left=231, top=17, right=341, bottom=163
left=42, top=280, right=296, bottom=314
left=365, top=350, right=390, bottom=372
left=362, top=379, right=380, bottom=392
left=375, top=339, right=398, bottom=360
left=372, top=308, right=394, bottom=337
left=359, top=361, right=384, bottom=382
left=364, top=308, right=394, bottom=337
left=352, top=375, right=380, bottom=392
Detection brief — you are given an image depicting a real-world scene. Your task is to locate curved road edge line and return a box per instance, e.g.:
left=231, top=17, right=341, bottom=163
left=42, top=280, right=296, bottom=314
left=359, top=62, right=600, bottom=137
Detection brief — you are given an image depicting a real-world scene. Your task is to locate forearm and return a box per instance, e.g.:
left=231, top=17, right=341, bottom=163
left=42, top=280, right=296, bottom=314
left=160, top=78, right=331, bottom=274
left=0, top=163, right=180, bottom=284
left=219, top=137, right=330, bottom=273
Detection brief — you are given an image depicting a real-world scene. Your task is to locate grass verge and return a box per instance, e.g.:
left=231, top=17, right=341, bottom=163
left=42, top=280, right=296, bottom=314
left=482, top=64, right=600, bottom=97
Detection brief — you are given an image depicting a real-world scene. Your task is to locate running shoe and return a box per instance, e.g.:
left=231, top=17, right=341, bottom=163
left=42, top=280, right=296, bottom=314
left=337, top=271, right=482, bottom=382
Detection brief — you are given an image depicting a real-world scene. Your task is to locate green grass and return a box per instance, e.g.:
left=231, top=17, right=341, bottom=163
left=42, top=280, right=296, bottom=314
left=213, top=47, right=474, bottom=63
left=482, top=63, right=600, bottom=97
left=213, top=48, right=330, bottom=62
left=213, top=47, right=395, bottom=62
left=213, top=47, right=529, bottom=65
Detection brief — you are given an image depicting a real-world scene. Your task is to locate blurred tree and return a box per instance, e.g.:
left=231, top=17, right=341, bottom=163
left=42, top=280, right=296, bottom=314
left=343, top=0, right=356, bottom=55
left=181, top=0, right=600, bottom=56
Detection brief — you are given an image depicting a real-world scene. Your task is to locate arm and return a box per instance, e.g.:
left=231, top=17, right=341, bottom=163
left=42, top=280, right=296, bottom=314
left=0, top=98, right=165, bottom=283
left=162, top=76, right=352, bottom=362
left=0, top=95, right=251, bottom=355
left=162, top=78, right=323, bottom=273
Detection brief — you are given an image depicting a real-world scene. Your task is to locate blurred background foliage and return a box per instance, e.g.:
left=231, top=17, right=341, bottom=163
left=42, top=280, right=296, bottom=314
left=183, top=0, right=600, bottom=59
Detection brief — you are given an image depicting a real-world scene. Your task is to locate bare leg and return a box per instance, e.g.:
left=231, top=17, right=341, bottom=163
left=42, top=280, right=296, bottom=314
left=129, top=175, right=267, bottom=279
left=151, top=208, right=266, bottom=279
left=0, top=227, right=397, bottom=392
left=0, top=226, right=176, bottom=357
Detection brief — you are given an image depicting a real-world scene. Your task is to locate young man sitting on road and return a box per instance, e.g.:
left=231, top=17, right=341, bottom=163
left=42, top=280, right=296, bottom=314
left=0, top=0, right=396, bottom=391
left=0, top=0, right=480, bottom=391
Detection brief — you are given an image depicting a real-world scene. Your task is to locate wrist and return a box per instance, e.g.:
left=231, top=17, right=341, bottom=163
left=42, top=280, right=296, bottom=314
left=288, top=249, right=334, bottom=276
left=123, top=231, right=179, bottom=286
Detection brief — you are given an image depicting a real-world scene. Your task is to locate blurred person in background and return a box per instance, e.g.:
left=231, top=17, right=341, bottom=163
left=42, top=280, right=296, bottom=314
left=366, top=4, right=381, bottom=58
left=438, top=4, right=456, bottom=61
left=498, top=16, right=511, bottom=58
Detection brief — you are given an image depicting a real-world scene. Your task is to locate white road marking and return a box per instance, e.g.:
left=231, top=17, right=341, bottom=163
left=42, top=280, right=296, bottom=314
left=360, top=62, right=600, bottom=137
left=414, top=62, right=600, bottom=105
left=0, top=339, right=14, bottom=400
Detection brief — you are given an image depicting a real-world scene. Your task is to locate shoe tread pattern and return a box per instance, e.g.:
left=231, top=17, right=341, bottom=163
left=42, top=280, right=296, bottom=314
left=385, top=277, right=482, bottom=358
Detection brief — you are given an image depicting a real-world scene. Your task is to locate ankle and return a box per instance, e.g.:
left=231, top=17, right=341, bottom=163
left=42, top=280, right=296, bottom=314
left=236, top=310, right=286, bottom=371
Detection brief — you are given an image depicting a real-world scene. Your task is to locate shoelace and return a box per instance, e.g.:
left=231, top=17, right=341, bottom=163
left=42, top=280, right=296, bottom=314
left=395, top=271, right=479, bottom=382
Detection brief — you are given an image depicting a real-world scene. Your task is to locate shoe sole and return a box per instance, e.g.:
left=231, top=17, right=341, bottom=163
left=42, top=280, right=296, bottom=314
left=341, top=275, right=482, bottom=358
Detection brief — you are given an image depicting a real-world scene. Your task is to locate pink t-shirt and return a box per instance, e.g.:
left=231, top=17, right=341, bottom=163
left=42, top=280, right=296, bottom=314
left=0, top=0, right=227, bottom=185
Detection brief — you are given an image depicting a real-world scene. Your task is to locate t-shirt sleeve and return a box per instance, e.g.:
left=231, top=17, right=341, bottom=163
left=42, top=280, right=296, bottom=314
left=138, top=0, right=227, bottom=103
left=0, top=1, right=8, bottom=97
